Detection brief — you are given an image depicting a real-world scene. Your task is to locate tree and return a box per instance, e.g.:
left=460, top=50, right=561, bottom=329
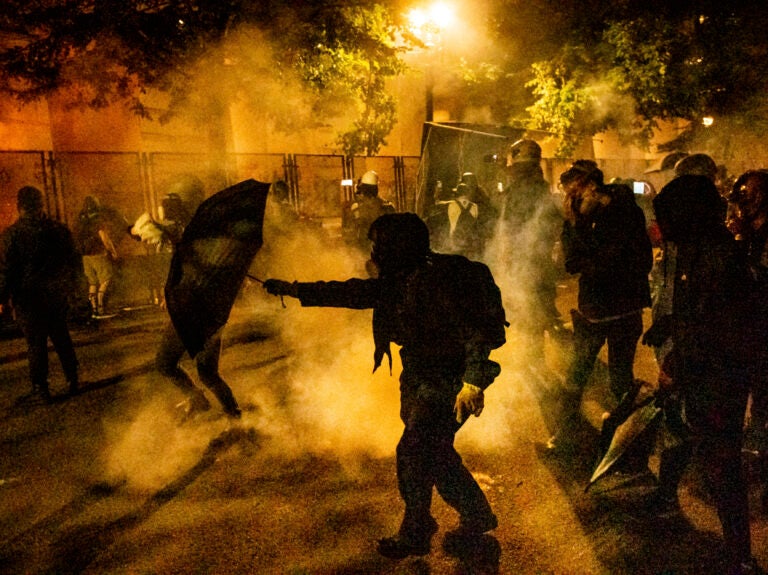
left=453, top=0, right=768, bottom=157
left=0, top=0, right=409, bottom=156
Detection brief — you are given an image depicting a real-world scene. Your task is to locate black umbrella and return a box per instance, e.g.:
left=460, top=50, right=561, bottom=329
left=585, top=394, right=662, bottom=492
left=165, top=179, right=270, bottom=357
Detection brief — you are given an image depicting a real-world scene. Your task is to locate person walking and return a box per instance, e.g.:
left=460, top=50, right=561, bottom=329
left=263, top=212, right=507, bottom=559
left=492, top=138, right=565, bottom=362
left=549, top=160, right=653, bottom=455
left=0, top=186, right=81, bottom=401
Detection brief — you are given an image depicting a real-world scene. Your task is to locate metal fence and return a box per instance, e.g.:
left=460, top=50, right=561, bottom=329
left=0, top=150, right=422, bottom=307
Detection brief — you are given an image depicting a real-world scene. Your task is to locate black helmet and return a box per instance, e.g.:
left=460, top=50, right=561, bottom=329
left=730, top=169, right=768, bottom=220
left=674, top=153, right=717, bottom=181
left=509, top=139, right=542, bottom=163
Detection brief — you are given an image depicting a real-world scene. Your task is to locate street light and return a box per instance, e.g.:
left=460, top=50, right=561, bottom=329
left=406, top=2, right=455, bottom=122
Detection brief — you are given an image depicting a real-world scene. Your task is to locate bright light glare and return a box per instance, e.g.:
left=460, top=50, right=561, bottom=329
left=407, top=2, right=455, bottom=31
left=702, top=116, right=714, bottom=127
left=429, top=2, right=455, bottom=29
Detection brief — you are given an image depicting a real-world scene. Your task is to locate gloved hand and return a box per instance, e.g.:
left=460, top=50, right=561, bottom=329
left=641, top=315, right=672, bottom=347
left=263, top=279, right=299, bottom=298
left=454, top=382, right=484, bottom=424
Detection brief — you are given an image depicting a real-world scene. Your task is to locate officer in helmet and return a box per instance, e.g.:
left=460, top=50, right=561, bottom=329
left=341, top=170, right=396, bottom=252
left=263, top=212, right=507, bottom=560
left=494, top=138, right=565, bottom=362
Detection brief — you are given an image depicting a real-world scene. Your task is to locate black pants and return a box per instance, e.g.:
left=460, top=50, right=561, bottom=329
left=155, top=322, right=239, bottom=414
left=15, top=299, right=78, bottom=392
left=567, top=310, right=643, bottom=404
left=658, top=363, right=752, bottom=566
left=396, top=371, right=493, bottom=540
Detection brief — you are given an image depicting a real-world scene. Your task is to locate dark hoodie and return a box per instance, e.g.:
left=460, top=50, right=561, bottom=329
left=653, top=175, right=760, bottom=368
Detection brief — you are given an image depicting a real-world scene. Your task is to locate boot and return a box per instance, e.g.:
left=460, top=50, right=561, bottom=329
left=377, top=516, right=438, bottom=560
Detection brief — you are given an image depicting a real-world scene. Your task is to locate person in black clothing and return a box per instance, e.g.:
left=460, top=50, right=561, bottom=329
left=493, top=139, right=564, bottom=361
left=642, top=174, right=762, bottom=575
left=728, top=169, right=768, bottom=510
left=263, top=213, right=507, bottom=559
left=0, top=186, right=81, bottom=401
left=135, top=179, right=243, bottom=420
left=549, top=160, right=653, bottom=453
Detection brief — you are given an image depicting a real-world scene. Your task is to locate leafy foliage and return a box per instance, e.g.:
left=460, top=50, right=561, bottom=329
left=0, top=0, right=408, bottom=156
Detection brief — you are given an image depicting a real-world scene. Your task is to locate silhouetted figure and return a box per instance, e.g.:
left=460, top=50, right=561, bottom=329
left=264, top=213, right=507, bottom=560
left=0, top=186, right=81, bottom=401
left=549, top=160, right=652, bottom=455
left=74, top=195, right=120, bottom=317
left=341, top=170, right=396, bottom=251
left=642, top=174, right=761, bottom=575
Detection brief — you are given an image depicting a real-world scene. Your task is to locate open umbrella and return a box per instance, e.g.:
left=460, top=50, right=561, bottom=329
left=586, top=395, right=663, bottom=492
left=165, top=179, right=270, bottom=357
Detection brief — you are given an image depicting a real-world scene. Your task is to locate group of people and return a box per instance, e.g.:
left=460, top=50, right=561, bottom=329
left=271, top=145, right=768, bottom=574
left=3, top=148, right=768, bottom=573
left=0, top=178, right=246, bottom=425
left=550, top=151, right=768, bottom=575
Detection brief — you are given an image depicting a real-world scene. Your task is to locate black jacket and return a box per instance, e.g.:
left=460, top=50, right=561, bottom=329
left=0, top=213, right=81, bottom=308
left=561, top=184, right=652, bottom=320
left=293, top=253, right=507, bottom=390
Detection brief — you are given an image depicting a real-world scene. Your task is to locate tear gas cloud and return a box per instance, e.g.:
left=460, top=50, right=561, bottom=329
left=101, top=195, right=568, bottom=492
left=97, top=15, right=567, bottom=491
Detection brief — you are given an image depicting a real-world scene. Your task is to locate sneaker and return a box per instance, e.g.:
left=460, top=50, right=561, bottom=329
left=377, top=518, right=438, bottom=560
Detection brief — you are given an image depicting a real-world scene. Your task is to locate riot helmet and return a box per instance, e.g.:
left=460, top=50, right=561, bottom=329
left=167, top=174, right=205, bottom=213
left=357, top=171, right=379, bottom=198
left=674, top=153, right=717, bottom=181
left=508, top=139, right=542, bottom=164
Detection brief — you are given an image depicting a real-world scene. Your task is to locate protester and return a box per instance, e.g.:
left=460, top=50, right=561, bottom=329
left=263, top=212, right=507, bottom=559
left=133, top=177, right=243, bottom=420
left=728, top=169, right=768, bottom=510
left=549, top=160, right=652, bottom=455
left=642, top=174, right=761, bottom=575
left=73, top=195, right=120, bottom=318
left=0, top=186, right=81, bottom=401
left=425, top=182, right=485, bottom=260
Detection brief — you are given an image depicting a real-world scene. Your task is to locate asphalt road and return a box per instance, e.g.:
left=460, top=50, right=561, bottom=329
left=1, top=279, right=767, bottom=575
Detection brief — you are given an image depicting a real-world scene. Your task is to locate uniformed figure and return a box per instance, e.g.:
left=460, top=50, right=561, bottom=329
left=494, top=139, right=564, bottom=360
left=341, top=171, right=396, bottom=250
left=264, top=213, right=507, bottom=559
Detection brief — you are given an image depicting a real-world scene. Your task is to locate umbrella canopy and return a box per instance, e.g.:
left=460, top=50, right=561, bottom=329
left=586, top=395, right=662, bottom=492
left=166, top=179, right=270, bottom=357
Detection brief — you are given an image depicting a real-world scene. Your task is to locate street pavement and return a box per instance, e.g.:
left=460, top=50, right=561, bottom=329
left=1, top=281, right=767, bottom=574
